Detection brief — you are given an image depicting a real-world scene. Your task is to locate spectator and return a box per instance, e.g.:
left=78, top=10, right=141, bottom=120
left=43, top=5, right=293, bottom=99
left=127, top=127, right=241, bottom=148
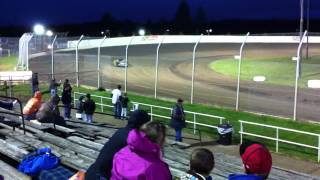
left=170, top=98, right=186, bottom=142
left=111, top=121, right=171, bottom=180
left=85, top=109, right=150, bottom=179
left=61, top=79, right=72, bottom=120
left=83, top=93, right=96, bottom=123
left=23, top=91, right=42, bottom=120
left=111, top=85, right=122, bottom=119
left=49, top=78, right=61, bottom=97
left=36, top=94, right=66, bottom=126
left=120, top=93, right=129, bottom=120
left=0, top=99, right=17, bottom=110
left=228, top=142, right=272, bottom=180
left=181, top=148, right=214, bottom=180
left=76, top=95, right=85, bottom=121
left=32, top=72, right=39, bottom=95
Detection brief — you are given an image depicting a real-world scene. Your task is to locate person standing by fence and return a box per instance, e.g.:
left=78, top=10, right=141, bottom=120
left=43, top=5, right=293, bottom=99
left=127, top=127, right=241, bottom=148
left=76, top=95, right=85, bottom=121
left=83, top=93, right=96, bottom=123
left=61, top=79, right=72, bottom=120
left=170, top=98, right=186, bottom=142
left=49, top=78, right=61, bottom=97
left=120, top=93, right=129, bottom=120
left=112, top=85, right=122, bottom=119
left=31, top=72, right=39, bottom=95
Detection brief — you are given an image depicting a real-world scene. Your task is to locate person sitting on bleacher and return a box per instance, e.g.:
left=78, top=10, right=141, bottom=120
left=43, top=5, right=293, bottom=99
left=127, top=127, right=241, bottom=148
left=181, top=148, right=215, bottom=180
left=111, top=121, right=172, bottom=180
left=228, top=142, right=272, bottom=180
left=85, top=109, right=150, bottom=180
left=36, top=94, right=66, bottom=126
left=23, top=91, right=42, bottom=120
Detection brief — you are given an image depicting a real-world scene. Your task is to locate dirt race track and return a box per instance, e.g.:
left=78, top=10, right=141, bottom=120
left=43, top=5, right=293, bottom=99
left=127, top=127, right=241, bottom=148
left=30, top=43, right=320, bottom=122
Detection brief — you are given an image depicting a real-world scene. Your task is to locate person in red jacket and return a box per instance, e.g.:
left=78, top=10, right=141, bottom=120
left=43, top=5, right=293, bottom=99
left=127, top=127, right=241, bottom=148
left=23, top=91, right=42, bottom=120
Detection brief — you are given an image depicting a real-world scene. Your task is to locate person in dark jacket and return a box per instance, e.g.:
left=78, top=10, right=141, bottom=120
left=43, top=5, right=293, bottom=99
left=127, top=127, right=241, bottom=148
left=83, top=93, right=96, bottom=123
left=85, top=109, right=151, bottom=180
left=36, top=94, right=66, bottom=126
left=49, top=78, right=61, bottom=97
left=120, top=93, right=129, bottom=120
left=76, top=95, right=85, bottom=120
left=31, top=72, right=39, bottom=95
left=61, top=79, right=72, bottom=120
left=170, top=98, right=186, bottom=142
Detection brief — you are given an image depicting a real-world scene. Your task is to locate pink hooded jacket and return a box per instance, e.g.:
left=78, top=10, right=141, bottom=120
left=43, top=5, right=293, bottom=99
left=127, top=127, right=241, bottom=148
left=111, top=129, right=172, bottom=180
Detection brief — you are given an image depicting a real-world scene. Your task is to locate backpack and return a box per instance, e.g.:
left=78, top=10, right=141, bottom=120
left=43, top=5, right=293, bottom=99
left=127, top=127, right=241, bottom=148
left=18, top=148, right=60, bottom=176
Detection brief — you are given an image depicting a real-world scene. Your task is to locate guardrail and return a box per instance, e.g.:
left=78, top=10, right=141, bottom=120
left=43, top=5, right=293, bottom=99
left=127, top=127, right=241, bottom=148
left=74, top=92, right=225, bottom=134
left=239, top=120, right=320, bottom=162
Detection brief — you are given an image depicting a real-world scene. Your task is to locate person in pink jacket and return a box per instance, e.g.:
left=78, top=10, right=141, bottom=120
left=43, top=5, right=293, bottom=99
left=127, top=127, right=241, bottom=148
left=111, top=121, right=172, bottom=180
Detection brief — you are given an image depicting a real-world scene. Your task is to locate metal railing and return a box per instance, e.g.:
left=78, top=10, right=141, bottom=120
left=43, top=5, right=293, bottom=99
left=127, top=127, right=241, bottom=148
left=239, top=120, right=320, bottom=162
left=74, top=92, right=225, bottom=134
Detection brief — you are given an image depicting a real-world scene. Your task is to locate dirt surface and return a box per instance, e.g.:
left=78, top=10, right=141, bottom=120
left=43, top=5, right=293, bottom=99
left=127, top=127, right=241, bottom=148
left=30, top=43, right=320, bottom=122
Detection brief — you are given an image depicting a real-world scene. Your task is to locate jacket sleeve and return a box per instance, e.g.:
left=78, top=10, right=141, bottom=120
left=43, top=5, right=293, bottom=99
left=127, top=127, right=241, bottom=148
left=145, top=163, right=172, bottom=180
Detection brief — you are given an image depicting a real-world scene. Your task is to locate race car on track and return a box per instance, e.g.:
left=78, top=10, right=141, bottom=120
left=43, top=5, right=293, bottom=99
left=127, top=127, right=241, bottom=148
left=112, top=58, right=128, bottom=67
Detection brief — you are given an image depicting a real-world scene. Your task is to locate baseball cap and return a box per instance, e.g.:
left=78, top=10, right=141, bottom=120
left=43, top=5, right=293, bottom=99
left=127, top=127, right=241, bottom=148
left=241, top=143, right=272, bottom=175
left=177, top=98, right=184, bottom=103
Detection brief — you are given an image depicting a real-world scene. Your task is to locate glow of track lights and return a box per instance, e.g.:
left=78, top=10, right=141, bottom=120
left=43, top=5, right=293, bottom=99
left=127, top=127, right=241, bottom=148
left=46, top=30, right=53, bottom=37
left=33, top=24, right=45, bottom=35
left=138, top=29, right=146, bottom=36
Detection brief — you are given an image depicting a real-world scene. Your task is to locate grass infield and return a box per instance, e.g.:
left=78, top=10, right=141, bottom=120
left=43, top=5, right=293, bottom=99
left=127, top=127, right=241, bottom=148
left=0, top=56, right=18, bottom=71
left=209, top=56, right=320, bottom=88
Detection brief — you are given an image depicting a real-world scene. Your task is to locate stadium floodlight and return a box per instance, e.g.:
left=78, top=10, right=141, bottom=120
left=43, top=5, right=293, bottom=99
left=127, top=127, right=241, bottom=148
left=138, top=29, right=146, bottom=36
left=46, top=30, right=53, bottom=37
left=33, top=24, right=45, bottom=35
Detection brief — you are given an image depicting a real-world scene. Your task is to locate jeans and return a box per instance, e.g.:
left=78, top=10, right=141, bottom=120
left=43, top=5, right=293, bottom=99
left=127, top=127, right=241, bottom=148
left=50, top=89, right=57, bottom=97
left=0, top=100, right=13, bottom=110
left=64, top=104, right=71, bottom=119
left=175, top=128, right=182, bottom=142
left=121, top=108, right=127, bottom=120
left=114, top=102, right=121, bottom=119
left=86, top=114, right=93, bottom=123
left=25, top=113, right=36, bottom=120
left=32, top=85, right=39, bottom=95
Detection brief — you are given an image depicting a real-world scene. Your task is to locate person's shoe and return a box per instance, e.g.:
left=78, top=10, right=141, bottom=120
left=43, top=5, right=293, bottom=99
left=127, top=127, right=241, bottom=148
left=12, top=100, right=18, bottom=106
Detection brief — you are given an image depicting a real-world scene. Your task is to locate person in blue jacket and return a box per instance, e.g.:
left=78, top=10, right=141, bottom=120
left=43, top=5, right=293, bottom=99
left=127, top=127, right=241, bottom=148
left=170, top=98, right=186, bottom=142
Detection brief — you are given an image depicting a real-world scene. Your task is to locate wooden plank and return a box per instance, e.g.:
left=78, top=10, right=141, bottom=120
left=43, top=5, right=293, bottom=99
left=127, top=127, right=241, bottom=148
left=0, top=160, right=31, bottom=180
left=67, top=136, right=104, bottom=151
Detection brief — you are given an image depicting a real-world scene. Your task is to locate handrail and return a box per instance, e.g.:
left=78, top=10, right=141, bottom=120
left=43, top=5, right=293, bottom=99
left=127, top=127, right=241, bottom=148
left=0, top=96, right=26, bottom=134
left=239, top=120, right=320, bottom=162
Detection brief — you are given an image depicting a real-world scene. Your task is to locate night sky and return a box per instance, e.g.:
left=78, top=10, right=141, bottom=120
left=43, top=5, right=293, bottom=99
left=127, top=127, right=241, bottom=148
left=1, top=0, right=320, bottom=26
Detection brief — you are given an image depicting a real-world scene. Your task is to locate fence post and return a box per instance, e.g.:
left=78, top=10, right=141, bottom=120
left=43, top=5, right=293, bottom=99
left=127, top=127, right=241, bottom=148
left=73, top=92, right=77, bottom=108
left=318, top=135, right=320, bottom=162
left=97, top=36, right=107, bottom=88
left=190, top=35, right=203, bottom=104
left=193, top=113, right=196, bottom=134
left=154, top=36, right=165, bottom=99
left=76, top=35, right=84, bottom=87
left=219, top=118, right=223, bottom=124
left=240, top=121, right=243, bottom=144
left=276, top=128, right=279, bottom=153
left=236, top=32, right=250, bottom=111
left=150, top=106, right=153, bottom=121
left=293, top=30, right=307, bottom=120
left=124, top=36, right=135, bottom=93
left=100, top=98, right=104, bottom=112
left=51, top=35, right=57, bottom=79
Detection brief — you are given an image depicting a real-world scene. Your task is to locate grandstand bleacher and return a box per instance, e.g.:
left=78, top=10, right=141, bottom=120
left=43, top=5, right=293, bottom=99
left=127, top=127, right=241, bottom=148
left=0, top=108, right=319, bottom=180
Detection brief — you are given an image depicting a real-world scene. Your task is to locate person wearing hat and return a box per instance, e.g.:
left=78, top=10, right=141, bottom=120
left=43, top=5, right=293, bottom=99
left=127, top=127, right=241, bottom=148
left=228, top=142, right=272, bottom=180
left=170, top=98, right=186, bottom=142
left=85, top=109, right=151, bottom=180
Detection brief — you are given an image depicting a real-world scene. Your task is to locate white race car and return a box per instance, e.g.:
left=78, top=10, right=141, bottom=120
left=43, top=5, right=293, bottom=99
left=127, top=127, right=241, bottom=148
left=113, top=58, right=128, bottom=67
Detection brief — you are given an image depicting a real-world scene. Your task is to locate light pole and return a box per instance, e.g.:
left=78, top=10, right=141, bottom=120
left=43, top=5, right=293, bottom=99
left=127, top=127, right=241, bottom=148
left=206, top=29, right=212, bottom=35
left=299, top=0, right=304, bottom=40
